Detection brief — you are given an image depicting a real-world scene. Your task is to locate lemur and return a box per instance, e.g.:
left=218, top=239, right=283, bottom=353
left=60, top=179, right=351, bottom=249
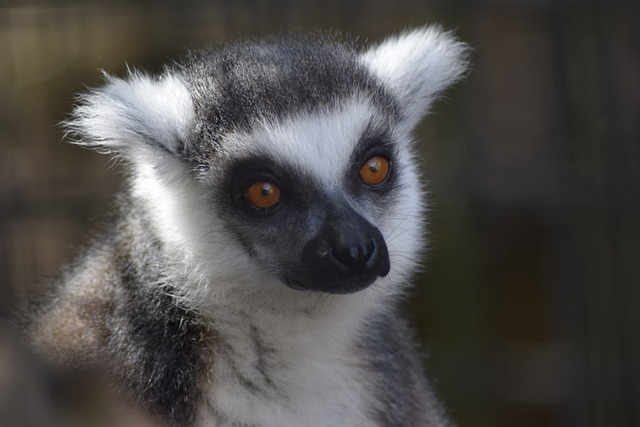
left=21, top=26, right=468, bottom=427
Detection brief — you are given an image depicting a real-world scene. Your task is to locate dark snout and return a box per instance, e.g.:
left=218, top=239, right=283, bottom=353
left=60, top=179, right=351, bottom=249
left=283, top=204, right=390, bottom=294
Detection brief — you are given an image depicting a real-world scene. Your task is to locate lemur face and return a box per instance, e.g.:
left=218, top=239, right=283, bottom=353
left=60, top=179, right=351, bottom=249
left=170, top=38, right=403, bottom=294
left=68, top=28, right=468, bottom=300
left=215, top=100, right=397, bottom=294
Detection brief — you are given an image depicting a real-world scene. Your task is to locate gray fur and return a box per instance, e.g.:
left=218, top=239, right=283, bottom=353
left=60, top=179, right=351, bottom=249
left=178, top=34, right=398, bottom=162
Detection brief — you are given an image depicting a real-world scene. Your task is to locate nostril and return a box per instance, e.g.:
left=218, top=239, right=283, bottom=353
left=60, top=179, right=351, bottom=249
left=364, top=240, right=377, bottom=266
left=332, top=239, right=376, bottom=270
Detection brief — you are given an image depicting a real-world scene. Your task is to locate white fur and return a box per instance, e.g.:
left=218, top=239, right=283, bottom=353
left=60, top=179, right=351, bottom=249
left=224, top=98, right=376, bottom=189
left=200, top=295, right=377, bottom=427
left=361, top=26, right=469, bottom=129
left=68, top=71, right=195, bottom=159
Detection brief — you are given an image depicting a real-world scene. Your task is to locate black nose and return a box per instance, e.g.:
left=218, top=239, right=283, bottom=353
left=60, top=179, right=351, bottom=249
left=282, top=203, right=390, bottom=294
left=333, top=240, right=375, bottom=269
left=331, top=236, right=388, bottom=276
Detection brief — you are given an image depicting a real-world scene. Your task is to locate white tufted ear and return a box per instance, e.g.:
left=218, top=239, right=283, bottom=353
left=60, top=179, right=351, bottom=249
left=361, top=26, right=469, bottom=129
left=66, top=71, right=195, bottom=162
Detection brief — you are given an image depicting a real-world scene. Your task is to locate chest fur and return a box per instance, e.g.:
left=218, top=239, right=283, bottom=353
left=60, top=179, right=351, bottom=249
left=197, top=308, right=376, bottom=427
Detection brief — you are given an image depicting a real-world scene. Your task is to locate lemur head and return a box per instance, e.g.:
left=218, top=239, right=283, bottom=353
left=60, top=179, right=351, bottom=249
left=69, top=27, right=468, bottom=302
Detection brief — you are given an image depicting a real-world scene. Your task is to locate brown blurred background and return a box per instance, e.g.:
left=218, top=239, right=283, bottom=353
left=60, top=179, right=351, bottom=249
left=0, top=1, right=638, bottom=426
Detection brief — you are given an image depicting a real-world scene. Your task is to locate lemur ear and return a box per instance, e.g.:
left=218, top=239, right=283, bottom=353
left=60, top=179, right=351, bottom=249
left=67, top=71, right=194, bottom=161
left=361, top=26, right=470, bottom=129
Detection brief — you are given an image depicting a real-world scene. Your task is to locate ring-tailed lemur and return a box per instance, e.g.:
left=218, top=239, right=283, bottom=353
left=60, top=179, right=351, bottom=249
left=22, top=27, right=468, bottom=427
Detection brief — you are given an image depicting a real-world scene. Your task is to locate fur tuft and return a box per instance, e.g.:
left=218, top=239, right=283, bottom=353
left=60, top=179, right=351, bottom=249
left=65, top=71, right=195, bottom=160
left=361, top=26, right=470, bottom=128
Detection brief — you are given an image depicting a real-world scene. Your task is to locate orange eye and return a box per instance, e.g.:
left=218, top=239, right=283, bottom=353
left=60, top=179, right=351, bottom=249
left=244, top=181, right=281, bottom=209
left=359, top=156, right=390, bottom=185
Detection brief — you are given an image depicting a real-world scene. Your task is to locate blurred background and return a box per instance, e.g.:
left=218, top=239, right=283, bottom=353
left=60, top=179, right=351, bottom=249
left=0, top=0, right=638, bottom=426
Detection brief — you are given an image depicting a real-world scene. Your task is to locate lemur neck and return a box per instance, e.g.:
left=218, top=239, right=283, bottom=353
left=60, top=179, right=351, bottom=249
left=193, top=271, right=384, bottom=366
left=206, top=281, right=381, bottom=345
left=199, top=289, right=377, bottom=425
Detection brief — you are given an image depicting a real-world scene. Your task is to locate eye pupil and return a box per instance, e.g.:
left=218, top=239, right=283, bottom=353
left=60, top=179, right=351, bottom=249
left=245, top=181, right=281, bottom=209
left=360, top=156, right=390, bottom=185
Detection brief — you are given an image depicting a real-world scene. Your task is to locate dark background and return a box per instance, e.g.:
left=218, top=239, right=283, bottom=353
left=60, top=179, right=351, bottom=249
left=1, top=1, right=638, bottom=426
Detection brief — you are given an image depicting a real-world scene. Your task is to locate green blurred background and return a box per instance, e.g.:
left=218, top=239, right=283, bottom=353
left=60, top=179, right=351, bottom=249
left=0, top=1, right=638, bottom=426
